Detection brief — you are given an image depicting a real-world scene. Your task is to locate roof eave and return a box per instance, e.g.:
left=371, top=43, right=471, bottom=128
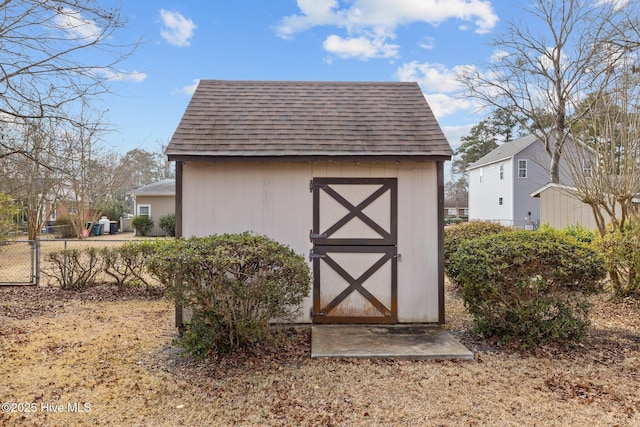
left=167, top=153, right=452, bottom=162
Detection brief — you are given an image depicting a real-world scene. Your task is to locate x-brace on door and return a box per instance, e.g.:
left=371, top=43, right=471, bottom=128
left=310, top=178, right=398, bottom=324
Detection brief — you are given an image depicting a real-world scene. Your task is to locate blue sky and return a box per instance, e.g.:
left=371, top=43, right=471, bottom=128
left=98, top=0, right=522, bottom=154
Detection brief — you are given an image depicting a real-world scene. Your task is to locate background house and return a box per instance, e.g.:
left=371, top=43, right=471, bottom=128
left=467, top=133, right=592, bottom=229
left=166, top=80, right=453, bottom=325
left=467, top=135, right=547, bottom=228
left=127, top=178, right=175, bottom=236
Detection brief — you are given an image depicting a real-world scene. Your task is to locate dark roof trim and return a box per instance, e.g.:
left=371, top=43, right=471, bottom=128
left=168, top=154, right=452, bottom=163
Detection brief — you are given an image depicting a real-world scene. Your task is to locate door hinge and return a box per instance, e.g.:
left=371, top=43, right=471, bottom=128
left=309, top=249, right=326, bottom=261
left=309, top=180, right=327, bottom=192
left=309, top=229, right=327, bottom=241
left=310, top=308, right=325, bottom=317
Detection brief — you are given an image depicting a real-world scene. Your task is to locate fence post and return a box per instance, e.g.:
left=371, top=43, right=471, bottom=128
left=63, top=239, right=68, bottom=286
left=34, top=237, right=41, bottom=286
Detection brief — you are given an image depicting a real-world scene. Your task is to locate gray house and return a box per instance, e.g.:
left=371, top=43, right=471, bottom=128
left=467, top=134, right=550, bottom=228
left=467, top=133, right=591, bottom=229
left=166, top=80, right=453, bottom=325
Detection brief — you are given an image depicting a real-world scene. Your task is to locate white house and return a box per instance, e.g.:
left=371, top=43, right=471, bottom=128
left=467, top=134, right=550, bottom=228
left=166, top=80, right=453, bottom=326
left=467, top=133, right=590, bottom=228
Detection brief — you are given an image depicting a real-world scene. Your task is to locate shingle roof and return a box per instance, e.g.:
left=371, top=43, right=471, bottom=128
left=127, top=179, right=175, bottom=196
left=467, top=134, right=539, bottom=170
left=166, top=80, right=452, bottom=160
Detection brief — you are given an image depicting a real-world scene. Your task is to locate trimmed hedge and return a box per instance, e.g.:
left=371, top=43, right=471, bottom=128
left=445, top=221, right=511, bottom=287
left=132, top=216, right=154, bottom=236
left=448, top=229, right=606, bottom=346
left=146, top=233, right=311, bottom=357
left=595, top=221, right=640, bottom=297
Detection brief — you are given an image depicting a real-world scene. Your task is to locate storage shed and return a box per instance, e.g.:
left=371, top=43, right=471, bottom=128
left=166, top=80, right=452, bottom=325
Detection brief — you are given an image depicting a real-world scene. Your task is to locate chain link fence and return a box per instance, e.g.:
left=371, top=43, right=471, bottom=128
left=0, top=233, right=149, bottom=286
left=0, top=240, right=37, bottom=284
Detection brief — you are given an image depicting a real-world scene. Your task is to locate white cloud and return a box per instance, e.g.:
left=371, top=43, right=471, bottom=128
left=595, top=0, right=630, bottom=10
left=275, top=0, right=498, bottom=60
left=396, top=61, right=464, bottom=93
left=181, top=79, right=200, bottom=96
left=171, top=79, right=200, bottom=96
left=396, top=61, right=484, bottom=119
left=54, top=8, right=102, bottom=42
left=419, top=37, right=435, bottom=50
left=160, top=10, right=197, bottom=47
left=323, top=34, right=399, bottom=59
left=276, top=0, right=343, bottom=39
left=99, top=69, right=148, bottom=82
left=424, top=93, right=477, bottom=119
left=442, top=124, right=475, bottom=150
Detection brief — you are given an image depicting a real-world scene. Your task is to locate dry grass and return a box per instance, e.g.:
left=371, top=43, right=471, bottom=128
left=1, top=283, right=639, bottom=426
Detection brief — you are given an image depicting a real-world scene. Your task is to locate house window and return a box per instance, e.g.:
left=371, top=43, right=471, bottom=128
left=137, top=205, right=151, bottom=218
left=518, top=160, right=527, bottom=178
left=479, top=167, right=484, bottom=183
left=499, top=163, right=504, bottom=180
left=447, top=208, right=457, bottom=216
left=583, top=160, right=591, bottom=177
left=463, top=208, right=469, bottom=215
left=498, top=197, right=503, bottom=206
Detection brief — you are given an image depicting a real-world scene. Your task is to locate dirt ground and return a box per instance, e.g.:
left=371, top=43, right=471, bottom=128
left=0, top=283, right=639, bottom=426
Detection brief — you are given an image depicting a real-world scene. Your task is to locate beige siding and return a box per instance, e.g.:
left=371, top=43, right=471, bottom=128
left=135, top=195, right=175, bottom=236
left=182, top=160, right=441, bottom=323
left=539, top=187, right=598, bottom=231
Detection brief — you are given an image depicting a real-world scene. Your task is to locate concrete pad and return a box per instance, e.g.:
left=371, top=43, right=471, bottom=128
left=311, top=324, right=474, bottom=360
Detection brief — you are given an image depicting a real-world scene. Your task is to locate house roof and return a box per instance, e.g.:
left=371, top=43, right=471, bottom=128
left=127, top=179, right=175, bottom=196
left=467, top=134, right=539, bottom=171
left=166, top=80, right=453, bottom=160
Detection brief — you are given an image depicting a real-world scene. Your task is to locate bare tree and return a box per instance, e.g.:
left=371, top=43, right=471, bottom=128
left=563, top=63, right=640, bottom=237
left=458, top=0, right=640, bottom=183
left=57, top=108, right=125, bottom=238
left=0, top=118, right=63, bottom=240
left=0, top=0, right=136, bottom=161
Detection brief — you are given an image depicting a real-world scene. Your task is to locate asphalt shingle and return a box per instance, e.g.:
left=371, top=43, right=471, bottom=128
left=166, top=80, right=452, bottom=159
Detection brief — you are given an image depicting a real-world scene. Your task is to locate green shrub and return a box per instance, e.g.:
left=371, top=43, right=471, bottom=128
left=131, top=216, right=154, bottom=236
left=538, top=223, right=596, bottom=244
left=101, top=241, right=160, bottom=289
left=146, top=233, right=311, bottom=356
left=159, top=213, right=176, bottom=237
left=445, top=221, right=511, bottom=287
left=448, top=229, right=606, bottom=347
left=595, top=221, right=640, bottom=297
left=45, top=247, right=101, bottom=290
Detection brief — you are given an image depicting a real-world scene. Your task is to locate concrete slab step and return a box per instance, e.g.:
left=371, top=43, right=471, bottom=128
left=311, top=324, right=474, bottom=360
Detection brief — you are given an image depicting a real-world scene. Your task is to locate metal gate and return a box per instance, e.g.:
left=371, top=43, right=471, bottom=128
left=0, top=239, right=39, bottom=285
left=310, top=178, right=397, bottom=324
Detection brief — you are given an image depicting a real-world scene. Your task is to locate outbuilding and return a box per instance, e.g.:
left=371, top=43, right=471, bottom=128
left=166, top=80, right=452, bottom=325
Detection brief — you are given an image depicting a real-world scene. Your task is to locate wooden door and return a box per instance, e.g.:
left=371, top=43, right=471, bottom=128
left=310, top=178, right=397, bottom=323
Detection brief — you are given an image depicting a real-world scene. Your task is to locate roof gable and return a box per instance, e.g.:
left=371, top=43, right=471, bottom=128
left=166, top=80, right=452, bottom=160
left=467, top=134, right=539, bottom=170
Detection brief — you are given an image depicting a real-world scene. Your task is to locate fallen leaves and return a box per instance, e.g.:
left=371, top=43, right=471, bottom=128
left=0, top=283, right=639, bottom=426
